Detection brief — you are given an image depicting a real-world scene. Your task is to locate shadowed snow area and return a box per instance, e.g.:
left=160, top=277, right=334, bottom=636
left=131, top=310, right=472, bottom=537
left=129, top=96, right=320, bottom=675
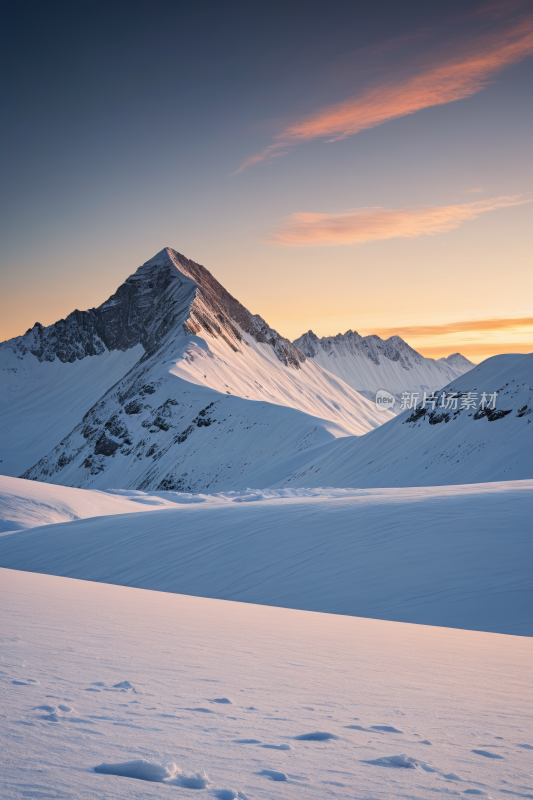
left=0, top=346, right=144, bottom=478
left=0, top=477, right=531, bottom=635
left=1, top=569, right=532, bottom=799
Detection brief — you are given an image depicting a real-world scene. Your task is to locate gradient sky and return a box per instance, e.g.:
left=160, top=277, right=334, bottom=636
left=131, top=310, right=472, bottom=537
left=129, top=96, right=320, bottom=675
left=1, top=0, right=532, bottom=362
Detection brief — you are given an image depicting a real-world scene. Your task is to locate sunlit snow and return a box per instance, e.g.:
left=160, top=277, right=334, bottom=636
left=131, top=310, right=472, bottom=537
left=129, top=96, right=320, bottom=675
left=1, top=568, right=531, bottom=800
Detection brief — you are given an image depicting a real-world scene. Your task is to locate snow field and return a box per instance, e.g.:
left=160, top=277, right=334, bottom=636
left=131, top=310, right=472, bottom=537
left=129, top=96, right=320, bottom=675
left=1, top=568, right=532, bottom=799
left=1, top=478, right=531, bottom=635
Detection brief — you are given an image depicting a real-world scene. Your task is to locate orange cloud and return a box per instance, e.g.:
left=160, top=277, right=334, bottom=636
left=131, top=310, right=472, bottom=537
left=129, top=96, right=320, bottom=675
left=268, top=194, right=532, bottom=246
left=234, top=14, right=533, bottom=172
left=368, top=317, right=533, bottom=338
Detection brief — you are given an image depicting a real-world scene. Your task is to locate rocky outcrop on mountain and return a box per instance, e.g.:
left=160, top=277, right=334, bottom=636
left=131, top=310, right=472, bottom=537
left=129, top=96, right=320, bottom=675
left=170, top=249, right=306, bottom=368
left=4, top=257, right=193, bottom=363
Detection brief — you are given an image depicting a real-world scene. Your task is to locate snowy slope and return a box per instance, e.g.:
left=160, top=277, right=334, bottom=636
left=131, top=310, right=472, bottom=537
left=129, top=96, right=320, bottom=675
left=0, top=475, right=191, bottom=535
left=294, top=329, right=474, bottom=411
left=1, top=479, right=531, bottom=635
left=2, top=568, right=532, bottom=800
left=0, top=346, right=143, bottom=477
left=20, top=385, right=365, bottom=492
left=2, top=248, right=389, bottom=487
left=274, top=352, right=533, bottom=489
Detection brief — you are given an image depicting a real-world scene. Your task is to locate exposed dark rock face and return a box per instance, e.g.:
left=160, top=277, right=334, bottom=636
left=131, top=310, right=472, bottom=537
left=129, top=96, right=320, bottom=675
left=404, top=407, right=428, bottom=424
left=474, top=408, right=513, bottom=422
left=3, top=247, right=306, bottom=369
left=4, top=254, right=197, bottom=363
left=428, top=411, right=451, bottom=425
left=94, top=433, right=122, bottom=457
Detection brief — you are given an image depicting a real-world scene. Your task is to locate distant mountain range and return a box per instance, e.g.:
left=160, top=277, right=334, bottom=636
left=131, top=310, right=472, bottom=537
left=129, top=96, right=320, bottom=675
left=294, top=329, right=473, bottom=412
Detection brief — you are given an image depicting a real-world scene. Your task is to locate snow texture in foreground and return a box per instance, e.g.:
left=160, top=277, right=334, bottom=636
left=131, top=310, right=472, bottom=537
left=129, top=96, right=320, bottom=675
left=1, top=476, right=531, bottom=635
left=1, top=569, right=532, bottom=799
left=94, top=759, right=174, bottom=781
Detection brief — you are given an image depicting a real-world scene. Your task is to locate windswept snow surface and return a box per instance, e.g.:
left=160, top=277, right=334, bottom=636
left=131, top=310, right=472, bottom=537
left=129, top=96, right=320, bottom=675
left=274, top=353, right=533, bottom=488
left=1, top=478, right=531, bottom=635
left=1, top=568, right=532, bottom=800
left=294, top=329, right=474, bottom=411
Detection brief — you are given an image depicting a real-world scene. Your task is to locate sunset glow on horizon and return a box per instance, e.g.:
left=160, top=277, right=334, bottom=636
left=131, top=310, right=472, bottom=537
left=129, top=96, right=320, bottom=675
left=1, top=0, right=531, bottom=364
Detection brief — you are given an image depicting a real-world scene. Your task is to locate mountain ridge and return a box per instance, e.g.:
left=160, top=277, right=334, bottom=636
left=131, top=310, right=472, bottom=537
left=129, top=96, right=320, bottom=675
left=293, top=328, right=474, bottom=410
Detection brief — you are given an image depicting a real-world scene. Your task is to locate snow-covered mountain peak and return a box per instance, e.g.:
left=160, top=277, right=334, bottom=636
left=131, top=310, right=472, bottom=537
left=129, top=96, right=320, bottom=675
left=161, top=247, right=306, bottom=369
left=438, top=352, right=475, bottom=371
left=1, top=247, right=305, bottom=370
left=2, top=247, right=391, bottom=486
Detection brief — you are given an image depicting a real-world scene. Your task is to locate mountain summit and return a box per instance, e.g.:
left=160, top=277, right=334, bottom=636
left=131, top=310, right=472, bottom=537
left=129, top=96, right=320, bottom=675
left=1, top=248, right=388, bottom=488
left=11, top=248, right=304, bottom=368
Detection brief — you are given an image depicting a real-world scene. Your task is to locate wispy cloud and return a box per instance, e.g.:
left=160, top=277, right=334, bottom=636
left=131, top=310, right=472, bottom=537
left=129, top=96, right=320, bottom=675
left=267, top=194, right=532, bottom=246
left=369, top=317, right=533, bottom=339
left=234, top=13, right=533, bottom=173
